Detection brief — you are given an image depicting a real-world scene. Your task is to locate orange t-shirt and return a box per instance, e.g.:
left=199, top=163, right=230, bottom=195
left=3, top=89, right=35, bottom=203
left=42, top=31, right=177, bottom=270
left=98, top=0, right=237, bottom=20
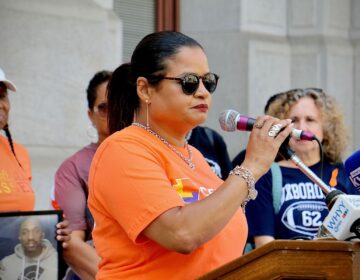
left=88, top=125, right=247, bottom=280
left=0, top=134, right=34, bottom=212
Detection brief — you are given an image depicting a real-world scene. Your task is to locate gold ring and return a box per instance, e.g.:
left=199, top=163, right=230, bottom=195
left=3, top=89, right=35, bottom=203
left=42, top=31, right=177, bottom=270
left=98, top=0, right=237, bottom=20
left=268, top=124, right=283, bottom=137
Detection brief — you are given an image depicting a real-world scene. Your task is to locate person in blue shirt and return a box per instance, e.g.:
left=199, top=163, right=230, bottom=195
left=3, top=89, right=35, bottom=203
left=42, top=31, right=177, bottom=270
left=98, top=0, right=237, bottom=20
left=245, top=88, right=357, bottom=248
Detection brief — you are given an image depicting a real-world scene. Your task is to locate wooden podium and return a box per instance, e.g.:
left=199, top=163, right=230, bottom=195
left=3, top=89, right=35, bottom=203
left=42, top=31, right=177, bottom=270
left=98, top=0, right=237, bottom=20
left=198, top=240, right=360, bottom=280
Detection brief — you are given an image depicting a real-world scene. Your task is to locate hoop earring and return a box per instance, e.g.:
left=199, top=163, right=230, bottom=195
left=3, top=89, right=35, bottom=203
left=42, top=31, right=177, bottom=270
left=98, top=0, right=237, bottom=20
left=146, top=100, right=150, bottom=128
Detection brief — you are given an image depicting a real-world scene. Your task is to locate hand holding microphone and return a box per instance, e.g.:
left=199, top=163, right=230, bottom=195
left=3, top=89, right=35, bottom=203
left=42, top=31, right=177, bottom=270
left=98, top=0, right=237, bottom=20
left=219, top=109, right=316, bottom=141
left=218, top=109, right=329, bottom=189
left=219, top=110, right=294, bottom=179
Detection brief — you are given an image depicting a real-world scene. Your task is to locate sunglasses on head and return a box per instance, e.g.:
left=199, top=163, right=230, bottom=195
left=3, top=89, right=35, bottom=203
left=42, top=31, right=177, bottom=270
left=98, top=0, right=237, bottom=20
left=151, top=72, right=219, bottom=95
left=285, top=88, right=323, bottom=94
left=285, top=87, right=325, bottom=99
left=93, top=102, right=108, bottom=118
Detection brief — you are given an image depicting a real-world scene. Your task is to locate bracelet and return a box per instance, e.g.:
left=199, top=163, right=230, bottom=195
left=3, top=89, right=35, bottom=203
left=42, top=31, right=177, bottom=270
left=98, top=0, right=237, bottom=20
left=229, top=165, right=257, bottom=211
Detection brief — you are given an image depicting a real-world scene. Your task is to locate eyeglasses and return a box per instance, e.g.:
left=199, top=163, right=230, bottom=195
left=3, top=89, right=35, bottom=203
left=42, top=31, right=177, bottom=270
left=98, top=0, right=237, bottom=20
left=93, top=102, right=108, bottom=118
left=154, top=72, right=219, bottom=95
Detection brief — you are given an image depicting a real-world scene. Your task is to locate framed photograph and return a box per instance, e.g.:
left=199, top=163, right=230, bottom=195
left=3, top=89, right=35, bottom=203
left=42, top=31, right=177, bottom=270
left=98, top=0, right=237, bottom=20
left=0, top=210, right=63, bottom=280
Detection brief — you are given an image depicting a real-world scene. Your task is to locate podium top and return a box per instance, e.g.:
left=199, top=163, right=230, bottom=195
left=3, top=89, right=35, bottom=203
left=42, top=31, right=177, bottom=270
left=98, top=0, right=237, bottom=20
left=199, top=240, right=360, bottom=280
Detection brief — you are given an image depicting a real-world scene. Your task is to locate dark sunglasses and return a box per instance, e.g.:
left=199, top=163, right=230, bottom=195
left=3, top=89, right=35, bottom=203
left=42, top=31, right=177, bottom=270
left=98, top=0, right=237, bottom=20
left=93, top=102, right=108, bottom=118
left=153, top=72, right=219, bottom=95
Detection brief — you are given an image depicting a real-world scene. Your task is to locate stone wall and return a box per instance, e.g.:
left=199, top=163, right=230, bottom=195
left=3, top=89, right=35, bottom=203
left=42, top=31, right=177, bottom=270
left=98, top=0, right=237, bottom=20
left=1, top=0, right=359, bottom=209
left=181, top=0, right=360, bottom=159
left=0, top=0, right=122, bottom=209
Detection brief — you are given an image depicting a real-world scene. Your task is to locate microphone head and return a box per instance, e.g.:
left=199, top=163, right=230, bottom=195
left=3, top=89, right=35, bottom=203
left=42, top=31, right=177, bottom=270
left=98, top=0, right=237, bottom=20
left=219, top=109, right=240, bottom=131
left=344, top=150, right=360, bottom=190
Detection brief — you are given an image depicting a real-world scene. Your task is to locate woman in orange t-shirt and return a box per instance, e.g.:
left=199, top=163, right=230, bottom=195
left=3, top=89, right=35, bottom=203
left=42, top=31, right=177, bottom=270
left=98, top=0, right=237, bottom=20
left=0, top=68, right=34, bottom=212
left=88, top=31, right=293, bottom=279
left=0, top=67, right=70, bottom=245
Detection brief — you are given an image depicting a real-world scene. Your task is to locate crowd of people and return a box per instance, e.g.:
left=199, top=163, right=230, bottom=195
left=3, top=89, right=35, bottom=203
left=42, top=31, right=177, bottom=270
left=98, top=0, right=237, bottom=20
left=0, top=30, right=358, bottom=280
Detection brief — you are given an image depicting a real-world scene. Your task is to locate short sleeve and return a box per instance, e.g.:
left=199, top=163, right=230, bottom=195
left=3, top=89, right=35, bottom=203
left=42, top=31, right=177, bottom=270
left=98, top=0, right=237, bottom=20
left=89, top=139, right=185, bottom=243
left=55, top=159, right=87, bottom=231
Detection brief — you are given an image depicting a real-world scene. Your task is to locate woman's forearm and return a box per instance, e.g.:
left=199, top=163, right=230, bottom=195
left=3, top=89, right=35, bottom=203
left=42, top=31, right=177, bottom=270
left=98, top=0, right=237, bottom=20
left=63, top=231, right=100, bottom=280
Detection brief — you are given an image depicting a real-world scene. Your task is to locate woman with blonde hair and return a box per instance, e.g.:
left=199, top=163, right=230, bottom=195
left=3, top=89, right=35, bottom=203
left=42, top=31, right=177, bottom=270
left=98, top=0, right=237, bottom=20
left=245, top=88, right=357, bottom=249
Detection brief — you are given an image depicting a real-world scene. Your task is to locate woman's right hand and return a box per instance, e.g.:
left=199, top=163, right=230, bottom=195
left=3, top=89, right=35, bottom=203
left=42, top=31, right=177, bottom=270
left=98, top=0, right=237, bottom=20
left=56, top=218, right=72, bottom=248
left=241, top=116, right=293, bottom=180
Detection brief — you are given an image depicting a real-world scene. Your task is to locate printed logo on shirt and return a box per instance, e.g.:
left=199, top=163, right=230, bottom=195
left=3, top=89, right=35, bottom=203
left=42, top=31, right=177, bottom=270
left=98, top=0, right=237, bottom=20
left=0, top=169, right=31, bottom=194
left=280, top=181, right=328, bottom=237
left=18, top=265, right=44, bottom=280
left=281, top=181, right=325, bottom=204
left=281, top=201, right=328, bottom=236
left=173, top=178, right=215, bottom=203
left=0, top=169, right=14, bottom=194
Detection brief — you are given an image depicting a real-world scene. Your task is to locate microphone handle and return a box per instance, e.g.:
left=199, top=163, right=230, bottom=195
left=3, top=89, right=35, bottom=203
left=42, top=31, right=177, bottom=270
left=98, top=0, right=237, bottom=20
left=236, top=115, right=255, bottom=131
left=278, top=141, right=332, bottom=195
left=289, top=153, right=332, bottom=195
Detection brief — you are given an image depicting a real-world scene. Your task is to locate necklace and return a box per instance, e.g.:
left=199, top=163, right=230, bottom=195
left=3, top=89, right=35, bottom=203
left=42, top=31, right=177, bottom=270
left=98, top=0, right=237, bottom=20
left=132, top=122, right=195, bottom=170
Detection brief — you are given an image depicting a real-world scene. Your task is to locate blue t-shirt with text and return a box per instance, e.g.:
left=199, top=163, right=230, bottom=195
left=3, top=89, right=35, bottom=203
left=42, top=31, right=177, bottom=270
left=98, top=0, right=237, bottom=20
left=246, top=161, right=357, bottom=240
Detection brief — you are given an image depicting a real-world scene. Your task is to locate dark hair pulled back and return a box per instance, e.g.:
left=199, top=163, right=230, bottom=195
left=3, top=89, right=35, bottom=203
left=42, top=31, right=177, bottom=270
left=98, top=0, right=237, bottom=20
left=86, top=70, right=112, bottom=110
left=107, top=31, right=203, bottom=134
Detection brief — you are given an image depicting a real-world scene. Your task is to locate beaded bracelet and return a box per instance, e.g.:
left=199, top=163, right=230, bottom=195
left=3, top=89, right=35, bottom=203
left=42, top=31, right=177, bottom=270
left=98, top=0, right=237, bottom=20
left=229, top=165, right=257, bottom=211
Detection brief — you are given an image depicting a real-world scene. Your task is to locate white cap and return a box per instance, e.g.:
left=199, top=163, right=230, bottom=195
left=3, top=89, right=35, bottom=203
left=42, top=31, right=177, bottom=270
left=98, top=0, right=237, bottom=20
left=0, top=67, right=17, bottom=92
